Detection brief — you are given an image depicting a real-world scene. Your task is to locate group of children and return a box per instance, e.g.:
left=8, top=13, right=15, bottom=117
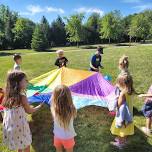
left=0, top=47, right=152, bottom=152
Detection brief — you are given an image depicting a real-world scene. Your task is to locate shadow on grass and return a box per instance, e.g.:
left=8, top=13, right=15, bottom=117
left=36, top=49, right=57, bottom=53
left=133, top=107, right=143, bottom=116
left=0, top=52, right=15, bottom=56
left=30, top=105, right=152, bottom=152
left=115, top=43, right=135, bottom=47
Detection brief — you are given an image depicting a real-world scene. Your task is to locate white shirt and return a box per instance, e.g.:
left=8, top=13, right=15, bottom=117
left=53, top=116, right=77, bottom=139
left=14, top=63, right=21, bottom=70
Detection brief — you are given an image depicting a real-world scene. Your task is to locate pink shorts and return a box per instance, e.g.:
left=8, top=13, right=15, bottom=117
left=54, top=136, right=75, bottom=149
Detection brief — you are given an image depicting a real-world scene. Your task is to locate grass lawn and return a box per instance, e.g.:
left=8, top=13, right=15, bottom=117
left=0, top=44, right=152, bottom=152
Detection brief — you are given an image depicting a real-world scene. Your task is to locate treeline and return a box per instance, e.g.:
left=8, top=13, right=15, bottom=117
left=0, top=4, right=152, bottom=50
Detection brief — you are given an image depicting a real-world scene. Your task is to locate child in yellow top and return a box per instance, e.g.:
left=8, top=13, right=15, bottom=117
left=110, top=74, right=134, bottom=149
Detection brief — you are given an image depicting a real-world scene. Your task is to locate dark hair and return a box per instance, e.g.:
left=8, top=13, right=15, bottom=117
left=97, top=46, right=103, bottom=54
left=13, top=54, right=21, bottom=61
left=2, top=70, right=26, bottom=108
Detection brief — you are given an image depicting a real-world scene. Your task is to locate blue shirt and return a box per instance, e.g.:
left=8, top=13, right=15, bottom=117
left=90, top=54, right=102, bottom=69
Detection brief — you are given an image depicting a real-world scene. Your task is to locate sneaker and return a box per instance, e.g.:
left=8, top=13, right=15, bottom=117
left=141, top=127, right=151, bottom=136
left=110, top=141, right=125, bottom=149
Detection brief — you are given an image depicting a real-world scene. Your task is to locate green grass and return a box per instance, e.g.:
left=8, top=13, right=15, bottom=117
left=0, top=44, right=152, bottom=152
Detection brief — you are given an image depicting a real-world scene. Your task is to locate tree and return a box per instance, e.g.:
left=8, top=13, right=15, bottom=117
left=40, top=16, right=50, bottom=47
left=0, top=4, right=18, bottom=49
left=13, top=18, right=35, bottom=48
left=100, top=10, right=123, bottom=43
left=121, top=14, right=137, bottom=42
left=31, top=25, right=48, bottom=51
left=65, top=14, right=84, bottom=47
left=85, top=13, right=101, bottom=44
left=50, top=16, right=66, bottom=46
left=129, top=10, right=152, bottom=42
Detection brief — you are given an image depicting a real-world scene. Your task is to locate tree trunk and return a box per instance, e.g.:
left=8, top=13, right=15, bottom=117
left=77, top=42, right=79, bottom=48
left=109, top=38, right=111, bottom=44
left=129, top=36, right=132, bottom=47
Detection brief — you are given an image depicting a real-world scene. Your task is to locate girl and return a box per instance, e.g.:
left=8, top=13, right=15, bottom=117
left=51, top=85, right=77, bottom=152
left=139, top=85, right=152, bottom=135
left=108, top=55, right=130, bottom=115
left=115, top=76, right=132, bottom=128
left=110, top=74, right=134, bottom=149
left=2, top=70, right=43, bottom=152
left=118, top=55, right=130, bottom=76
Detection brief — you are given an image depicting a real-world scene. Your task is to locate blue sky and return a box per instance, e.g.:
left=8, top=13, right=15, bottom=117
left=0, top=0, right=152, bottom=23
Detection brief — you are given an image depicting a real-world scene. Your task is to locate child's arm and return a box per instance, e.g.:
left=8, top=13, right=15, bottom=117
left=21, top=95, right=43, bottom=114
left=117, top=92, right=126, bottom=108
left=99, top=56, right=104, bottom=69
left=138, top=94, right=152, bottom=98
left=55, top=59, right=59, bottom=66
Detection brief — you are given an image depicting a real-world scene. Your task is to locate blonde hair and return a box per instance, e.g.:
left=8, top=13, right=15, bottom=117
left=51, top=85, right=76, bottom=130
left=2, top=70, right=26, bottom=108
left=56, top=50, right=64, bottom=54
left=116, top=74, right=134, bottom=95
left=119, top=55, right=129, bottom=69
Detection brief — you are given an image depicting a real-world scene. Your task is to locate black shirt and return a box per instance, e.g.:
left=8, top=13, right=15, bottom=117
left=55, top=57, right=68, bottom=68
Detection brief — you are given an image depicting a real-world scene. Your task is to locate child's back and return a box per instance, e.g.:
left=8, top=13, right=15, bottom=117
left=53, top=115, right=76, bottom=139
left=51, top=85, right=76, bottom=152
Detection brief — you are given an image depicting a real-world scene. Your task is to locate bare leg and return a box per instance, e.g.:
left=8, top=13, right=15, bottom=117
left=24, top=145, right=30, bottom=152
left=66, top=148, right=73, bottom=152
left=146, top=117, right=151, bottom=130
left=56, top=147, right=63, bottom=152
left=119, top=136, right=127, bottom=144
left=18, top=149, right=22, bottom=152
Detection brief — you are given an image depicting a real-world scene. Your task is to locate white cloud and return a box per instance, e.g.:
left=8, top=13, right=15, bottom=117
left=19, top=5, right=65, bottom=16
left=75, top=7, right=104, bottom=16
left=122, top=0, right=141, bottom=3
left=46, top=7, right=64, bottom=14
left=27, top=5, right=43, bottom=15
left=133, top=3, right=152, bottom=11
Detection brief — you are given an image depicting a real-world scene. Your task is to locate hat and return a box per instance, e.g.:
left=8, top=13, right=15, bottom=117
left=97, top=46, right=103, bottom=54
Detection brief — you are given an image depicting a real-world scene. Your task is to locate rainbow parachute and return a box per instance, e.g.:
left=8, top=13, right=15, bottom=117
left=27, top=67, right=115, bottom=109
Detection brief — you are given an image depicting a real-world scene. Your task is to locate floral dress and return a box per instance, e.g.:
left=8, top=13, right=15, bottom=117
left=3, top=93, right=32, bottom=150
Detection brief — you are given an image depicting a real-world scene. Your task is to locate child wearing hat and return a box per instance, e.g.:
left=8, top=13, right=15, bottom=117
left=90, top=46, right=104, bottom=72
left=55, top=50, right=68, bottom=68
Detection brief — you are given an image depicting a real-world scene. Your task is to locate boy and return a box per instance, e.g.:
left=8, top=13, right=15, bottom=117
left=13, top=54, right=22, bottom=70
left=90, top=46, right=104, bottom=72
left=55, top=50, right=68, bottom=68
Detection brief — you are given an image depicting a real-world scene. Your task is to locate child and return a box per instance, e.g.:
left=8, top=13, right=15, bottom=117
left=55, top=50, right=68, bottom=68
left=51, top=85, right=77, bottom=152
left=118, top=55, right=130, bottom=76
left=115, top=75, right=132, bottom=128
left=90, top=46, right=104, bottom=72
left=2, top=70, right=43, bottom=152
left=108, top=55, right=130, bottom=115
left=139, top=85, right=152, bottom=135
left=110, top=74, right=134, bottom=149
left=13, top=54, right=22, bottom=70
